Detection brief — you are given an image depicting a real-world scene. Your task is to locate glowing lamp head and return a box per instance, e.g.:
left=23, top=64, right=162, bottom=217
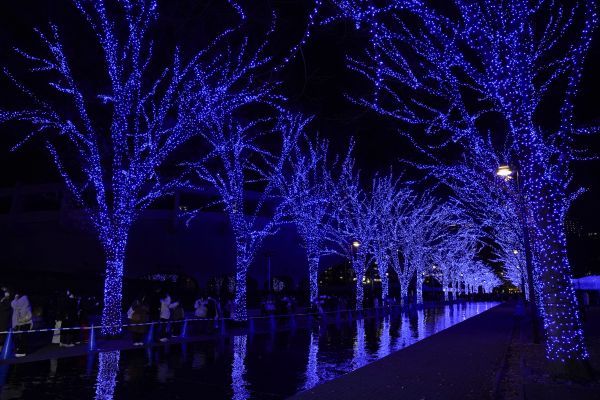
left=352, top=240, right=361, bottom=248
left=496, top=165, right=513, bottom=177
left=513, top=249, right=519, bottom=255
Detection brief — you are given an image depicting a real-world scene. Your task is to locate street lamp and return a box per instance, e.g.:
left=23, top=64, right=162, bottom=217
left=352, top=240, right=361, bottom=248
left=496, top=165, right=513, bottom=178
left=513, top=249, right=519, bottom=255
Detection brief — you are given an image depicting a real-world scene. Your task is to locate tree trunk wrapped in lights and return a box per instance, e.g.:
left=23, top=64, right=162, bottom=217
left=100, top=230, right=129, bottom=332
left=353, top=253, right=368, bottom=311
left=416, top=272, right=425, bottom=305
left=442, top=274, right=449, bottom=302
left=526, top=172, right=589, bottom=365
left=391, top=256, right=413, bottom=307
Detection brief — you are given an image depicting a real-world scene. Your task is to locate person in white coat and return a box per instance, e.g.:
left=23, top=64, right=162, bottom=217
left=11, top=291, right=33, bottom=357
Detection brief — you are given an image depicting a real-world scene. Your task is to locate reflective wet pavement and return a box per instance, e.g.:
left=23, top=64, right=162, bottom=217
left=0, top=302, right=498, bottom=400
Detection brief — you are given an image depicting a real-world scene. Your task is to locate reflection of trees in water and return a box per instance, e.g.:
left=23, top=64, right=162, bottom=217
left=459, top=303, right=467, bottom=321
left=407, top=310, right=425, bottom=340
left=95, top=351, right=120, bottom=400
left=408, top=311, right=418, bottom=338
left=377, top=316, right=391, bottom=359
left=394, top=313, right=412, bottom=350
left=301, top=326, right=346, bottom=391
left=424, top=308, right=439, bottom=336
left=303, top=330, right=320, bottom=390
left=231, top=335, right=249, bottom=400
left=417, top=310, right=425, bottom=339
left=440, top=306, right=451, bottom=331
left=351, top=320, right=368, bottom=369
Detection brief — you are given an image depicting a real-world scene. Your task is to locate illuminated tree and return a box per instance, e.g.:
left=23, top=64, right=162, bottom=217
left=430, top=219, right=477, bottom=301
left=368, top=173, right=410, bottom=303
left=403, top=195, right=456, bottom=305
left=278, top=136, right=344, bottom=304
left=328, top=153, right=377, bottom=310
left=337, top=0, right=596, bottom=368
left=190, top=112, right=307, bottom=321
left=0, top=0, right=271, bottom=334
left=491, top=208, right=528, bottom=298
left=368, top=181, right=418, bottom=306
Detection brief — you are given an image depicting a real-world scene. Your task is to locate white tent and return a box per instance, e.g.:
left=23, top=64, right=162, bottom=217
left=572, top=275, right=600, bottom=290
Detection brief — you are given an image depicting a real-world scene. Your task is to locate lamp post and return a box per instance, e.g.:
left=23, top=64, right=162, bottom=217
left=496, top=165, right=539, bottom=342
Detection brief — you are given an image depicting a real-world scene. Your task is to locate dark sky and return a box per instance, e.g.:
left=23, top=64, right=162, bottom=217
left=0, top=0, right=599, bottom=270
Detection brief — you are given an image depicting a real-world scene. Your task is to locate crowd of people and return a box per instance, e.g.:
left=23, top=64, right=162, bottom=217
left=260, top=295, right=297, bottom=316
left=125, top=289, right=223, bottom=346
left=0, top=284, right=233, bottom=357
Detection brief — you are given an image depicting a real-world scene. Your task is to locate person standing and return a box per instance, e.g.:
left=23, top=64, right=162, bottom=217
left=128, top=296, right=149, bottom=346
left=59, top=290, right=77, bottom=347
left=194, top=297, right=207, bottom=318
left=194, top=296, right=208, bottom=334
left=0, top=287, right=12, bottom=347
left=206, top=296, right=219, bottom=332
left=580, top=291, right=590, bottom=321
left=158, top=291, right=171, bottom=342
left=11, top=290, right=33, bottom=357
left=77, top=295, right=91, bottom=344
left=169, top=296, right=184, bottom=337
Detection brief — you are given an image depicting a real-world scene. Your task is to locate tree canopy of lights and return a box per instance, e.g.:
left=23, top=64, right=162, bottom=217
left=189, top=111, right=308, bottom=321
left=333, top=0, right=598, bottom=370
left=0, top=0, right=287, bottom=334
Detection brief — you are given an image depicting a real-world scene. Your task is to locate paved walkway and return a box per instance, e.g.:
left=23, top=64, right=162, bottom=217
left=290, top=302, right=514, bottom=400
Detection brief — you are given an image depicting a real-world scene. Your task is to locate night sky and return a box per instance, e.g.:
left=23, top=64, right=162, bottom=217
left=1, top=0, right=599, bottom=273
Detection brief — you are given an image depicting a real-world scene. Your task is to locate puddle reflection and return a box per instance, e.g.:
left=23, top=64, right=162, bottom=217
left=95, top=351, right=119, bottom=400
left=231, top=335, right=249, bottom=400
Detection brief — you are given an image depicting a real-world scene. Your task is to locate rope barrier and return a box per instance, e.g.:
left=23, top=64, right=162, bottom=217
left=0, top=300, right=464, bottom=335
